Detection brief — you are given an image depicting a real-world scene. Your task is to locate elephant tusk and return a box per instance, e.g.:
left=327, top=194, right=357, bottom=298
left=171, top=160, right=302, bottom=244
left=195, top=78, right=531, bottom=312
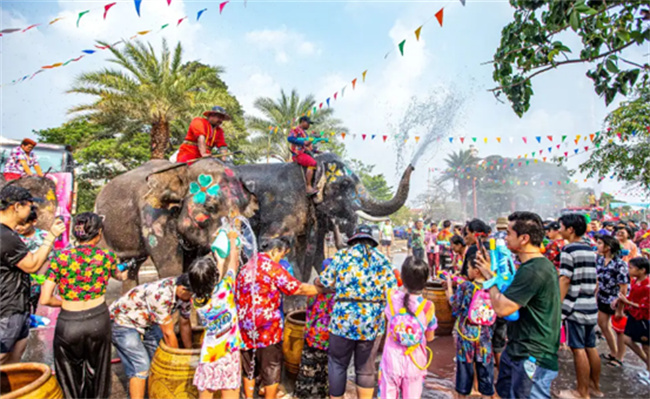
left=355, top=210, right=390, bottom=223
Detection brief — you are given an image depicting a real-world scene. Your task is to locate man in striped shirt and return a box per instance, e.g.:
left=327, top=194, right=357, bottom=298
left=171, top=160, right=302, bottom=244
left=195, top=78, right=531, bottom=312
left=557, top=213, right=602, bottom=399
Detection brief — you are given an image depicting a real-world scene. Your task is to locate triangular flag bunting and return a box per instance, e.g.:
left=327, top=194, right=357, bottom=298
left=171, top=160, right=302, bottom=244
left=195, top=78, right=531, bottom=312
left=362, top=70, right=368, bottom=82
left=134, top=0, right=142, bottom=16
left=472, top=137, right=477, bottom=142
left=547, top=135, right=553, bottom=142
left=177, top=17, right=187, bottom=26
left=326, top=98, right=330, bottom=107
left=496, top=137, right=501, bottom=143
left=561, top=135, right=567, bottom=142
left=415, top=136, right=420, bottom=143
left=484, top=137, right=488, bottom=143
left=460, top=137, right=465, bottom=143
left=383, top=136, right=388, bottom=142
left=219, top=1, right=229, bottom=14
left=161, top=23, right=169, bottom=30
left=523, top=137, right=527, bottom=143
left=49, top=17, right=63, bottom=25
left=584, top=146, right=589, bottom=151
left=556, top=144, right=560, bottom=149
left=352, top=79, right=357, bottom=89
left=362, top=134, right=367, bottom=140
left=371, top=135, right=376, bottom=140
left=76, top=10, right=90, bottom=27
left=341, top=133, right=346, bottom=140
left=535, top=136, right=541, bottom=143
left=334, top=92, right=338, bottom=100
left=576, top=134, right=581, bottom=141
left=398, top=40, right=406, bottom=56
left=435, top=8, right=444, bottom=27
left=415, top=26, right=422, bottom=41
left=137, top=30, right=150, bottom=35
left=589, top=134, right=595, bottom=142
left=319, top=103, right=323, bottom=109
left=104, top=2, right=116, bottom=19
left=197, top=8, right=208, bottom=21
left=341, top=86, right=346, bottom=97
left=574, top=149, right=579, bottom=154
left=564, top=152, right=568, bottom=157
left=449, top=137, right=453, bottom=143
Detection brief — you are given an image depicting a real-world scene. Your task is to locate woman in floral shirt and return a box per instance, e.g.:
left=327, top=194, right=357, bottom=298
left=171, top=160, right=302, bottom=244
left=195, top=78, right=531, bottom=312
left=320, top=225, right=397, bottom=399
left=39, top=212, right=128, bottom=399
left=295, top=258, right=335, bottom=399
left=595, top=234, right=630, bottom=366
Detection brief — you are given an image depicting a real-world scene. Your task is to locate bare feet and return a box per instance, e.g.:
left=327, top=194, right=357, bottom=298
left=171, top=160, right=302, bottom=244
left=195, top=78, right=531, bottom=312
left=556, top=389, right=589, bottom=399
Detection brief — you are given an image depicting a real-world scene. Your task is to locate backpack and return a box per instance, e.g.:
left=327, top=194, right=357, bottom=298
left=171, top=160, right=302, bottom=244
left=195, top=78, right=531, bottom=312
left=468, top=285, right=496, bottom=326
left=386, top=290, right=433, bottom=370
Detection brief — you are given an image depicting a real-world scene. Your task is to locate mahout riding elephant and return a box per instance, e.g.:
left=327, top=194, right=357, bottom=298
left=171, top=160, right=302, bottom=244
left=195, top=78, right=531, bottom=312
left=0, top=175, right=58, bottom=231
left=95, top=159, right=258, bottom=287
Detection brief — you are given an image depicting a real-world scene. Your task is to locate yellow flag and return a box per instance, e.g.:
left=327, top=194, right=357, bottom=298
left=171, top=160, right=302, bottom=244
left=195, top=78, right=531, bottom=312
left=483, top=137, right=488, bottom=144
left=414, top=26, right=423, bottom=41
left=138, top=30, right=151, bottom=35
left=362, top=70, right=368, bottom=82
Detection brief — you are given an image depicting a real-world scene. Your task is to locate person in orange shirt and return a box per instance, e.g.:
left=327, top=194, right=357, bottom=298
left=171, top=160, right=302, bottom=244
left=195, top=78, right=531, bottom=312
left=177, top=106, right=230, bottom=163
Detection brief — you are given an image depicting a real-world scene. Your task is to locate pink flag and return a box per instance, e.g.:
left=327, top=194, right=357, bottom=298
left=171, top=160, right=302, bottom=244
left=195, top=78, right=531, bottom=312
left=104, top=2, right=116, bottom=19
left=177, top=16, right=187, bottom=26
left=22, top=24, right=40, bottom=32
left=219, top=1, right=229, bottom=14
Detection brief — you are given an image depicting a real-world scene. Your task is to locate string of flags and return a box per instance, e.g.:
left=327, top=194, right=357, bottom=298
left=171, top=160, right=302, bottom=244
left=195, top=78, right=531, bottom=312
left=1, top=1, right=232, bottom=87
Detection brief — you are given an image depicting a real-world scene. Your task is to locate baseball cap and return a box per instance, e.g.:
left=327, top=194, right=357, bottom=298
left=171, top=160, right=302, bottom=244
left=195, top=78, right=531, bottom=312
left=0, top=186, right=43, bottom=210
left=299, top=116, right=314, bottom=124
left=347, top=224, right=378, bottom=247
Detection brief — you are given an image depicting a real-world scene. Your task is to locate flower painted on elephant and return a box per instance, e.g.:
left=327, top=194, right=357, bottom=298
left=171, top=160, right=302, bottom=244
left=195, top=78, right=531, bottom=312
left=148, top=234, right=158, bottom=248
left=46, top=189, right=56, bottom=201
left=190, top=174, right=221, bottom=205
left=326, top=163, right=343, bottom=183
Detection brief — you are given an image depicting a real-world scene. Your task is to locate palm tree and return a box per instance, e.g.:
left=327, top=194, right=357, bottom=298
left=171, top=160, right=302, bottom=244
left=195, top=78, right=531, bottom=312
left=246, top=89, right=346, bottom=162
left=68, top=39, right=235, bottom=159
left=438, top=148, right=481, bottom=220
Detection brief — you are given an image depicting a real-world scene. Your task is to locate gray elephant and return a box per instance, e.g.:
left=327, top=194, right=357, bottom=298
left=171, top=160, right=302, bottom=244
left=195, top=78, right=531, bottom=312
left=0, top=175, right=58, bottom=231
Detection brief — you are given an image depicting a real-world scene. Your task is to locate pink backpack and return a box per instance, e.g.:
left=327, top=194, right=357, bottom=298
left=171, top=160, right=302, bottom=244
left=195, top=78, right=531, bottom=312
left=468, top=283, right=496, bottom=326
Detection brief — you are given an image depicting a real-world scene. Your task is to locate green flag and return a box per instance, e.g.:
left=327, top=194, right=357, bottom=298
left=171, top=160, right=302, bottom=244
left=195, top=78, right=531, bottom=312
left=398, top=40, right=406, bottom=56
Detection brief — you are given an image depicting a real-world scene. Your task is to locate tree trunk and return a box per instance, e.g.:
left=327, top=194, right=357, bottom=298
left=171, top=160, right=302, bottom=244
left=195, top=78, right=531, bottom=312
left=150, top=119, right=170, bottom=160
left=459, top=184, right=469, bottom=221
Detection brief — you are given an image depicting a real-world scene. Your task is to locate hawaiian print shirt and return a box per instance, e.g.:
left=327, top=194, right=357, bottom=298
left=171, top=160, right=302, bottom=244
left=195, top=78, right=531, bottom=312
left=304, top=292, right=335, bottom=350
left=20, top=228, right=48, bottom=297
left=3, top=146, right=38, bottom=175
left=596, top=255, right=630, bottom=305
left=450, top=281, right=494, bottom=363
left=110, top=277, right=191, bottom=334
left=411, top=228, right=426, bottom=250
left=194, top=270, right=242, bottom=364
left=319, top=244, right=397, bottom=341
left=236, top=253, right=301, bottom=350
left=544, top=239, right=565, bottom=270
left=46, top=245, right=118, bottom=301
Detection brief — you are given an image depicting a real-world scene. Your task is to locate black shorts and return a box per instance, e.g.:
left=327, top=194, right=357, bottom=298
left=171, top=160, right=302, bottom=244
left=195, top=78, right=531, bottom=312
left=0, top=312, right=30, bottom=354
left=597, top=300, right=615, bottom=315
left=328, top=334, right=381, bottom=397
left=380, top=240, right=392, bottom=247
left=624, top=316, right=650, bottom=345
left=492, top=317, right=508, bottom=353
left=241, top=342, right=283, bottom=387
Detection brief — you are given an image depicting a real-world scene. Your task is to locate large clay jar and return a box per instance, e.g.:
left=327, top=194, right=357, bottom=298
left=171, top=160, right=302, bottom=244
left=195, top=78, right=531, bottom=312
left=148, top=340, right=200, bottom=399
left=0, top=363, right=63, bottom=399
left=423, top=281, right=455, bottom=336
left=282, top=309, right=306, bottom=376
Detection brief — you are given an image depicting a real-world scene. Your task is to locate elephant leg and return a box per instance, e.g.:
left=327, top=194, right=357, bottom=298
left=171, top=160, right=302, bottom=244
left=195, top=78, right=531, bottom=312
left=147, top=233, right=184, bottom=279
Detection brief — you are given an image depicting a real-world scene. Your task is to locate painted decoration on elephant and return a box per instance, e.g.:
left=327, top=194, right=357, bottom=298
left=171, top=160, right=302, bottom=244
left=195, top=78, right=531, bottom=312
left=46, top=172, right=73, bottom=250
left=326, top=163, right=343, bottom=183
left=190, top=174, right=221, bottom=204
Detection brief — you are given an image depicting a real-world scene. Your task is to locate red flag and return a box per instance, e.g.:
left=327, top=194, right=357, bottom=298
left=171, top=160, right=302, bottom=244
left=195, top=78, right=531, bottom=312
left=547, top=135, right=553, bottom=142
left=352, top=78, right=357, bottom=89
left=460, top=137, right=465, bottom=144
left=219, top=1, right=229, bottom=14
left=319, top=103, right=323, bottom=109
left=556, top=144, right=560, bottom=149
left=95, top=44, right=111, bottom=50
left=104, top=2, right=116, bottom=19
left=334, top=92, right=338, bottom=100
left=564, top=152, right=568, bottom=157
left=382, top=135, right=387, bottom=142
left=362, top=134, right=367, bottom=140
left=22, top=24, right=40, bottom=32
left=341, top=133, right=346, bottom=140
left=435, top=8, right=444, bottom=27
left=589, top=134, right=595, bottom=142
left=177, top=16, right=187, bottom=26
left=167, top=0, right=172, bottom=4
left=584, top=146, right=589, bottom=151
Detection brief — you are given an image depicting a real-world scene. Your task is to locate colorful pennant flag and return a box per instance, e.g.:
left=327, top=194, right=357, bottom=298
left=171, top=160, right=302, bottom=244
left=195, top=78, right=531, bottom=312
left=22, top=24, right=40, bottom=33
left=352, top=78, right=357, bottom=89
left=415, top=136, right=420, bottom=143
left=197, top=8, right=207, bottom=21
left=362, top=134, right=367, bottom=140
left=49, top=17, right=63, bottom=25
left=76, top=10, right=90, bottom=27
left=535, top=136, right=541, bottom=143
left=547, top=135, right=553, bottom=142
left=177, top=16, right=187, bottom=26
left=362, top=70, right=368, bottom=82
left=435, top=8, right=444, bottom=27
left=398, top=40, right=406, bottom=56
left=219, top=1, right=229, bottom=14
left=496, top=137, right=501, bottom=143
left=326, top=98, right=330, bottom=107
left=415, top=26, right=422, bottom=41
left=134, top=0, right=142, bottom=17
left=104, top=2, right=116, bottom=19
left=383, top=136, right=388, bottom=142
left=334, top=92, right=338, bottom=100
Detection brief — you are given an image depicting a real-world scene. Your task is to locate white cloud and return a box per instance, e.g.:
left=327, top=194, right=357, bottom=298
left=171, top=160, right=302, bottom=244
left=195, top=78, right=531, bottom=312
left=244, top=26, right=320, bottom=64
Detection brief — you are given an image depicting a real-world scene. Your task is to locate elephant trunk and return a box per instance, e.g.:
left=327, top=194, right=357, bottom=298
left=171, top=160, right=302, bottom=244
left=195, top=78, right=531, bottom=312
left=356, top=164, right=414, bottom=217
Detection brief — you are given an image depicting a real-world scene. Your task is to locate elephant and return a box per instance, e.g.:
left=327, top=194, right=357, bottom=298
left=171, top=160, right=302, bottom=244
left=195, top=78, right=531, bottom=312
left=0, top=175, right=58, bottom=231
left=95, top=159, right=258, bottom=286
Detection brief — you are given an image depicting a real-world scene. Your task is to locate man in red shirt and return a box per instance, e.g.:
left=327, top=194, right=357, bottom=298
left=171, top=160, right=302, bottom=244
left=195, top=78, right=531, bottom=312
left=177, top=106, right=230, bottom=163
left=288, top=116, right=319, bottom=195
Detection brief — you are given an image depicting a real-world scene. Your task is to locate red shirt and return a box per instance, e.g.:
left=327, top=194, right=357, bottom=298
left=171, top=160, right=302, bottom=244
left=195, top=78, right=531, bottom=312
left=177, top=117, right=227, bottom=162
left=288, top=127, right=308, bottom=156
left=544, top=239, right=565, bottom=270
left=235, top=253, right=301, bottom=350
left=626, top=276, right=650, bottom=320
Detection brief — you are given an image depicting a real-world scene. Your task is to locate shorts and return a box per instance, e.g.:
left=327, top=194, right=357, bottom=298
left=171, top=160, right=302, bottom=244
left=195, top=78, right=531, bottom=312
left=624, top=316, right=650, bottom=345
left=0, top=312, right=30, bottom=354
left=194, top=351, right=241, bottom=391
left=111, top=323, right=163, bottom=379
left=328, top=334, right=381, bottom=397
left=597, top=300, right=615, bottom=315
left=456, top=360, right=495, bottom=396
left=566, top=319, right=596, bottom=349
left=241, top=342, right=283, bottom=387
left=492, top=317, right=508, bottom=353
left=292, top=153, right=317, bottom=168
left=380, top=240, right=392, bottom=247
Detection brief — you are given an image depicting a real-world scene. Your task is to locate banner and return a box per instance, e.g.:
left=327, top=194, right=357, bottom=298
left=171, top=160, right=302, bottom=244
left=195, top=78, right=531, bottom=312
left=47, top=172, right=73, bottom=249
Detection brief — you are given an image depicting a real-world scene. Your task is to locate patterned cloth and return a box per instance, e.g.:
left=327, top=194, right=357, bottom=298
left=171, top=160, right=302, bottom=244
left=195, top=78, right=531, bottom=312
left=20, top=229, right=49, bottom=312
left=294, top=346, right=329, bottom=399
left=194, top=269, right=242, bottom=364
left=559, top=242, right=598, bottom=325
left=46, top=245, right=118, bottom=301
left=288, top=126, right=309, bottom=156
left=450, top=281, right=494, bottom=363
left=110, top=277, right=191, bottom=334
left=193, top=350, right=241, bottom=392
left=544, top=239, right=565, bottom=270
left=304, top=293, right=335, bottom=350
left=235, top=253, right=301, bottom=350
left=319, top=243, right=397, bottom=340
left=411, top=228, right=426, bottom=250
left=2, top=146, right=38, bottom=176
left=596, top=255, right=630, bottom=305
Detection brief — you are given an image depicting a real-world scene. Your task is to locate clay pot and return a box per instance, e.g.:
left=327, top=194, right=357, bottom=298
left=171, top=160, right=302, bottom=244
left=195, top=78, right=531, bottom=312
left=423, top=281, right=455, bottom=336
left=148, top=340, right=200, bottom=399
left=282, top=309, right=306, bottom=376
left=0, top=363, right=62, bottom=399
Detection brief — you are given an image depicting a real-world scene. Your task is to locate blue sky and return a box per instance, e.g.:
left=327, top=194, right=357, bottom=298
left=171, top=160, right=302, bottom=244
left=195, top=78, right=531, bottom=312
left=1, top=0, right=648, bottom=206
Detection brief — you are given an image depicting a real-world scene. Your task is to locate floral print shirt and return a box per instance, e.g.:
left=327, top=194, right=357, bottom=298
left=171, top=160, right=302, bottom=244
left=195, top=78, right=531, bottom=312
left=3, top=146, right=38, bottom=175
left=194, top=270, right=242, bottom=364
left=319, top=244, right=397, bottom=341
left=596, top=255, right=630, bottom=305
left=20, top=228, right=49, bottom=296
left=46, top=245, right=118, bottom=301
left=304, top=293, right=335, bottom=350
left=236, top=253, right=301, bottom=350
left=544, top=239, right=565, bottom=270
left=110, top=277, right=191, bottom=334
left=450, top=281, right=494, bottom=363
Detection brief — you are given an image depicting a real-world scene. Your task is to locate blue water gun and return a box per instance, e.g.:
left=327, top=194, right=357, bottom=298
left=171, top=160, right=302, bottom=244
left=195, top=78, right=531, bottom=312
left=482, top=238, right=519, bottom=322
left=30, top=314, right=51, bottom=328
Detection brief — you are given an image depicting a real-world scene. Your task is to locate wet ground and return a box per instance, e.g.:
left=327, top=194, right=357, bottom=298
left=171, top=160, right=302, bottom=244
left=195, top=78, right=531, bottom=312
left=22, top=249, right=650, bottom=398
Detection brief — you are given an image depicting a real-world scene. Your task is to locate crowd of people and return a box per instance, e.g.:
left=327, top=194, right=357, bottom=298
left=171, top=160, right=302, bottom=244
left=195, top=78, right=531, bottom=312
left=2, top=181, right=650, bottom=399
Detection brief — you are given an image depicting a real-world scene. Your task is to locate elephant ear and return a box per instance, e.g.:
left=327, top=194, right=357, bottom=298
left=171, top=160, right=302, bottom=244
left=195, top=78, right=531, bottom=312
left=144, top=163, right=190, bottom=208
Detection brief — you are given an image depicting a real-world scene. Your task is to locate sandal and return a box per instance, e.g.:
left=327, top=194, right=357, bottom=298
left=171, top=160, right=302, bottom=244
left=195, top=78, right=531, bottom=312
left=599, top=353, right=616, bottom=362
left=607, top=358, right=623, bottom=367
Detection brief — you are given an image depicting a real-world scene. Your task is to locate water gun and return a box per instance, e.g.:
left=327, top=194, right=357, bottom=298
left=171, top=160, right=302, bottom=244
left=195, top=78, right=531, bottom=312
left=436, top=240, right=451, bottom=247
left=30, top=274, right=47, bottom=285
left=437, top=270, right=465, bottom=285
left=308, top=137, right=329, bottom=145
left=393, top=269, right=403, bottom=287
left=482, top=238, right=519, bottom=321
left=117, top=258, right=139, bottom=272
left=29, top=314, right=51, bottom=328
left=211, top=218, right=241, bottom=259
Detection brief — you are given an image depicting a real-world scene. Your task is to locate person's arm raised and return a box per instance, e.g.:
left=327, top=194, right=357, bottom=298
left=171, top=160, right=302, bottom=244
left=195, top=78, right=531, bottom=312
left=17, top=219, right=65, bottom=273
